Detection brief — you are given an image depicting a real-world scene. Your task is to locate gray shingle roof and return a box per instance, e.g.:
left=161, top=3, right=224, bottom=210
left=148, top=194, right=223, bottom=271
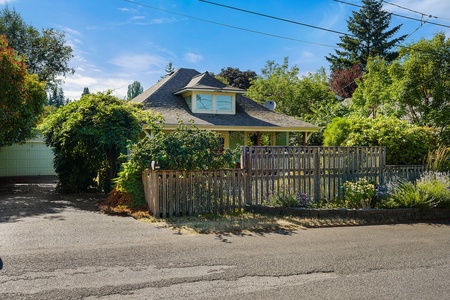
left=132, top=68, right=319, bottom=132
left=176, top=71, right=245, bottom=94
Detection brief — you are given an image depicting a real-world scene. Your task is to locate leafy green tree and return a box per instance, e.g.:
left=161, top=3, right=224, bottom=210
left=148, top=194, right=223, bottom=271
left=81, top=87, right=90, bottom=97
left=0, top=6, right=74, bottom=89
left=351, top=57, right=401, bottom=118
left=0, top=35, right=46, bottom=147
left=393, top=33, right=450, bottom=139
left=351, top=33, right=450, bottom=144
left=127, top=81, right=144, bottom=100
left=323, top=115, right=437, bottom=165
left=41, top=91, right=153, bottom=193
left=247, top=57, right=347, bottom=144
left=326, top=0, right=406, bottom=71
left=216, top=67, right=257, bottom=90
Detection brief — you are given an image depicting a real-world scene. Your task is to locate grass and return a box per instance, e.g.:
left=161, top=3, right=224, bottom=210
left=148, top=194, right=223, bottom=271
left=98, top=201, right=370, bottom=234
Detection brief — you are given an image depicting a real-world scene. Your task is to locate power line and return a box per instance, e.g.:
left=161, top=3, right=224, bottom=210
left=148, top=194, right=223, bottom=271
left=383, top=0, right=450, bottom=21
left=123, top=0, right=337, bottom=48
left=333, top=0, right=450, bottom=29
left=199, top=0, right=355, bottom=37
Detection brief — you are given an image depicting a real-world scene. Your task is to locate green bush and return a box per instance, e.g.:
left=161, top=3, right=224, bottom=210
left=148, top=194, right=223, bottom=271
left=264, top=190, right=299, bottom=207
left=323, top=115, right=437, bottom=165
left=113, top=122, right=239, bottom=206
left=343, top=178, right=375, bottom=209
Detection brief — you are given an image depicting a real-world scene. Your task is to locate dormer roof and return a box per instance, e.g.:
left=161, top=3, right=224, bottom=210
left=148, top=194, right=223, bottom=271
left=174, top=71, right=245, bottom=94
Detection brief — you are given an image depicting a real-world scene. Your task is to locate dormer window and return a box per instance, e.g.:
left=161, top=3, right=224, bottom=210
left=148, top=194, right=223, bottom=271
left=191, top=92, right=235, bottom=114
left=174, top=71, right=245, bottom=115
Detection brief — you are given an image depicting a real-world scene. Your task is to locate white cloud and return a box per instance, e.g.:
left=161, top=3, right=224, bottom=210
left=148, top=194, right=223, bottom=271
left=130, top=15, right=145, bottom=21
left=61, top=73, right=131, bottom=100
left=183, top=52, right=203, bottom=63
left=0, top=0, right=14, bottom=4
left=301, top=51, right=315, bottom=59
left=149, top=18, right=173, bottom=24
left=109, top=53, right=166, bottom=72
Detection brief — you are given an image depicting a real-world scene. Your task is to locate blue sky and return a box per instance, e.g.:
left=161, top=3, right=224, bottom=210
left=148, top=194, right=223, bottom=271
left=2, top=0, right=450, bottom=99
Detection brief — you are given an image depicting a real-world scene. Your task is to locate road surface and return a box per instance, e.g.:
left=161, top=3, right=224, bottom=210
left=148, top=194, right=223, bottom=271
left=0, top=181, right=449, bottom=299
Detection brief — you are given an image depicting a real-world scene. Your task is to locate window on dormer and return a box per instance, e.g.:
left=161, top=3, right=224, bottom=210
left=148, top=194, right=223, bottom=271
left=196, top=94, right=213, bottom=111
left=216, top=95, right=232, bottom=111
left=184, top=95, right=192, bottom=109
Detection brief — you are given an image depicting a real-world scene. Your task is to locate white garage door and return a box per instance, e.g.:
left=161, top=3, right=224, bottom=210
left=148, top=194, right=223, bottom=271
left=0, top=137, right=55, bottom=177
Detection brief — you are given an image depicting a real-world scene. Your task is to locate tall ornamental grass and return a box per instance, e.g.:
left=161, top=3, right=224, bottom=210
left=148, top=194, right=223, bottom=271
left=379, top=172, right=450, bottom=208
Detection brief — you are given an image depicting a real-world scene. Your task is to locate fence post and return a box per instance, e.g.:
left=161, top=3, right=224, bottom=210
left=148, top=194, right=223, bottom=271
left=380, top=147, right=386, bottom=185
left=314, top=147, right=321, bottom=201
left=244, top=147, right=252, bottom=206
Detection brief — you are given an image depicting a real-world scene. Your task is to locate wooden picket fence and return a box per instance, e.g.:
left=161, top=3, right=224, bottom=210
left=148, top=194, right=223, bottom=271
left=142, top=146, right=426, bottom=217
left=241, top=146, right=386, bottom=205
left=143, top=169, right=247, bottom=217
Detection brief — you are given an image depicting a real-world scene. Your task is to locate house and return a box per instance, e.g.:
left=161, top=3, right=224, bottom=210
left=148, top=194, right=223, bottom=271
left=131, top=68, right=319, bottom=148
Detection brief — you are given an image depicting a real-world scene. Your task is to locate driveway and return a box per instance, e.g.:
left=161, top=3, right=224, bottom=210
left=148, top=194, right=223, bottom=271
left=1, top=178, right=450, bottom=299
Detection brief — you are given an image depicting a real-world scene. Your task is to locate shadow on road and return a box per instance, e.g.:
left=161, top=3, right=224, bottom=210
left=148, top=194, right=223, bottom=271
left=0, top=177, right=105, bottom=223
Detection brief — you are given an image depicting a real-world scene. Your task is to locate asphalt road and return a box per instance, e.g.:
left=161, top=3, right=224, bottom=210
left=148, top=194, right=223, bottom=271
left=0, top=181, right=449, bottom=299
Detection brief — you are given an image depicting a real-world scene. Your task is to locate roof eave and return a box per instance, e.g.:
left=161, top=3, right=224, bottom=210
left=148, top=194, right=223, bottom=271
left=144, top=124, right=320, bottom=132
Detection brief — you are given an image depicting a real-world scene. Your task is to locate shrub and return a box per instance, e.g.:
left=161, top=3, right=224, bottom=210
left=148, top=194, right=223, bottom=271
left=111, top=122, right=239, bottom=207
left=264, top=189, right=312, bottom=208
left=323, top=115, right=437, bottom=165
left=343, top=178, right=375, bottom=209
left=379, top=172, right=450, bottom=208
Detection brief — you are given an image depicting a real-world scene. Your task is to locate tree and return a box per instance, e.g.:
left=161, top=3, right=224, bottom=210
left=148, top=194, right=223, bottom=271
left=329, top=64, right=363, bottom=98
left=351, top=33, right=450, bottom=144
left=81, top=87, right=90, bottom=97
left=41, top=91, right=153, bottom=193
left=246, top=57, right=347, bottom=144
left=127, top=81, right=144, bottom=100
left=0, top=6, right=74, bottom=89
left=0, top=35, right=46, bottom=147
left=326, top=0, right=406, bottom=71
left=393, top=33, right=450, bottom=139
left=165, top=62, right=175, bottom=75
left=351, top=57, right=401, bottom=118
left=160, top=62, right=175, bottom=80
left=216, top=67, right=257, bottom=90
left=48, top=86, right=66, bottom=108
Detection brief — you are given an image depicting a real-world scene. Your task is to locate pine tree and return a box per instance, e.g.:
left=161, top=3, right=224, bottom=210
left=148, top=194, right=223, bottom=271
left=48, top=86, right=66, bottom=107
left=81, top=87, right=90, bottom=97
left=165, top=62, right=175, bottom=75
left=326, top=0, right=406, bottom=71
